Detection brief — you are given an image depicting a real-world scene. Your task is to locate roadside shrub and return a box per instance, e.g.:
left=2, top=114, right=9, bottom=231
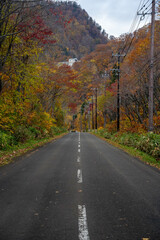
left=98, top=130, right=160, bottom=160
left=49, top=126, right=67, bottom=137
left=103, top=132, right=112, bottom=139
left=50, top=126, right=61, bottom=135
left=28, top=127, right=42, bottom=139
left=116, top=133, right=140, bottom=147
left=48, top=127, right=55, bottom=137
left=14, top=126, right=32, bottom=143
left=60, top=127, right=67, bottom=132
left=106, top=121, right=117, bottom=133
left=39, top=127, right=49, bottom=138
left=98, top=128, right=105, bottom=136
left=136, top=133, right=160, bottom=158
left=0, top=131, right=15, bottom=150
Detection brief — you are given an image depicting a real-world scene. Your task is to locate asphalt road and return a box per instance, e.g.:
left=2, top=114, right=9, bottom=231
left=0, top=132, right=160, bottom=240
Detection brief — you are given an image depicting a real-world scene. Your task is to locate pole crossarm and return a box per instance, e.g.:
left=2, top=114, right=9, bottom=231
left=110, top=69, right=120, bottom=72
left=112, top=54, right=126, bottom=57
left=137, top=11, right=151, bottom=15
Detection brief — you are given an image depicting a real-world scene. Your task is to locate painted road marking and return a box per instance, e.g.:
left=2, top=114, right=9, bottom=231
left=78, top=149, right=80, bottom=153
left=78, top=144, right=80, bottom=148
left=77, top=157, right=80, bottom=163
left=77, top=169, right=82, bottom=183
left=78, top=205, right=90, bottom=240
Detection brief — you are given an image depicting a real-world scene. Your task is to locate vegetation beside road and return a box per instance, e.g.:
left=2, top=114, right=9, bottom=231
left=93, top=128, right=160, bottom=168
left=0, top=126, right=67, bottom=166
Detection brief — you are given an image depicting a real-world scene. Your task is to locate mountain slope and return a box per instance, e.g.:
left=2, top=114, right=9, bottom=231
left=43, top=1, right=108, bottom=61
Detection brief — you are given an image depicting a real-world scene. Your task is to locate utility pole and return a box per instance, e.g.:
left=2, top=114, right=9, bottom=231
left=80, top=110, right=82, bottom=132
left=149, top=0, right=155, bottom=132
left=102, top=71, right=109, bottom=128
left=137, top=0, right=155, bottom=131
left=112, top=52, right=125, bottom=131
left=92, top=95, right=94, bottom=130
left=117, top=54, right=120, bottom=132
left=95, top=88, right=98, bottom=130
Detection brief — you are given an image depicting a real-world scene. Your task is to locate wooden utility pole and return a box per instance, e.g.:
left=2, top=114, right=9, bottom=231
left=137, top=0, right=155, bottom=131
left=149, top=0, right=155, bottom=132
left=92, top=95, right=94, bottom=130
left=102, top=71, right=108, bottom=128
left=117, top=54, right=120, bottom=132
left=95, top=88, right=98, bottom=130
left=80, top=112, right=82, bottom=132
left=112, top=52, right=125, bottom=131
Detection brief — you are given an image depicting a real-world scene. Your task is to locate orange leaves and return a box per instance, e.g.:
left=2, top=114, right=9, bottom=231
left=1, top=74, right=9, bottom=82
left=68, top=103, right=77, bottom=111
left=27, top=111, right=54, bottom=131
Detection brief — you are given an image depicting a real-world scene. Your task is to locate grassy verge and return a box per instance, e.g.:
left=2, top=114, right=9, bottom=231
left=92, top=131, right=160, bottom=170
left=0, top=132, right=67, bottom=167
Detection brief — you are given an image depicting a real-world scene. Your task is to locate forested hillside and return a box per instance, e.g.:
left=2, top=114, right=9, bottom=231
left=42, top=1, right=108, bottom=61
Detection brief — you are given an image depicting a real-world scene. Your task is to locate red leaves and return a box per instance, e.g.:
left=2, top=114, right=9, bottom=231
left=19, top=15, right=55, bottom=44
left=108, top=82, right=117, bottom=96
left=49, top=7, right=72, bottom=29
left=68, top=102, right=77, bottom=110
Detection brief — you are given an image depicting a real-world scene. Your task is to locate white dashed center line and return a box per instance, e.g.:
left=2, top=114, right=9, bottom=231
left=77, top=169, right=83, bottom=183
left=78, top=205, right=90, bottom=240
left=77, top=133, right=89, bottom=239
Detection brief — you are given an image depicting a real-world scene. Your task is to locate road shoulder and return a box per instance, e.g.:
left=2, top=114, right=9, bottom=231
left=90, top=132, right=160, bottom=170
left=0, top=132, right=68, bottom=167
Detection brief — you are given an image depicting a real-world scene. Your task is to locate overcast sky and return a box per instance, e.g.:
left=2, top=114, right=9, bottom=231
left=74, top=0, right=151, bottom=37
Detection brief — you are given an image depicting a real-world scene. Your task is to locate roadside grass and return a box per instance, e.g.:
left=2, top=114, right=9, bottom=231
left=0, top=132, right=67, bottom=167
left=92, top=131, right=160, bottom=170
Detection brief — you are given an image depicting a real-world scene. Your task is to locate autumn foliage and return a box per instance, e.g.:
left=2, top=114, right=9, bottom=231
left=72, top=19, right=160, bottom=134
left=0, top=0, right=159, bottom=152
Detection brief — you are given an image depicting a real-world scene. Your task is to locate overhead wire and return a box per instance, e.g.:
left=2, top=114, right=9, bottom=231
left=123, top=0, right=160, bottom=61
left=124, top=4, right=152, bottom=57
left=117, top=0, right=155, bottom=82
left=138, top=0, right=150, bottom=12
left=119, top=0, right=155, bottom=62
left=114, top=0, right=145, bottom=56
left=112, top=0, right=159, bottom=77
left=119, top=0, right=152, bottom=56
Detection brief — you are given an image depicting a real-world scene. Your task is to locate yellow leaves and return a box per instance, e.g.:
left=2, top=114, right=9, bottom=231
left=36, top=65, right=42, bottom=71
left=0, top=99, right=17, bottom=132
left=27, top=111, right=55, bottom=131
left=90, top=64, right=97, bottom=74
left=2, top=74, right=9, bottom=81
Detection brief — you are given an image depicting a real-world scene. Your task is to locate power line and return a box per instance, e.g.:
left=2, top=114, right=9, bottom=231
left=120, top=0, right=152, bottom=56
left=120, top=0, right=156, bottom=60
left=122, top=52, right=160, bottom=81
left=121, top=18, right=141, bottom=58
left=138, top=0, right=150, bottom=12
left=138, top=0, right=152, bottom=13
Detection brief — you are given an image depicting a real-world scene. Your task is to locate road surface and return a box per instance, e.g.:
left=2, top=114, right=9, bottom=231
left=0, top=132, right=160, bottom=240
